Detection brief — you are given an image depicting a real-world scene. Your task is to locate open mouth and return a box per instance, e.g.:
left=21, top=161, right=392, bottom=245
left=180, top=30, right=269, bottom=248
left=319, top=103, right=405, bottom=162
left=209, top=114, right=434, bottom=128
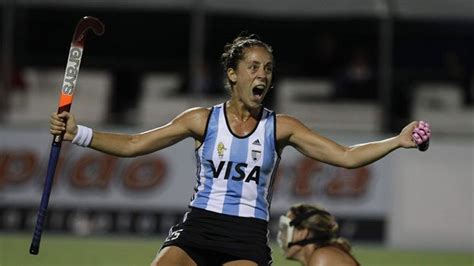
left=252, top=85, right=265, bottom=97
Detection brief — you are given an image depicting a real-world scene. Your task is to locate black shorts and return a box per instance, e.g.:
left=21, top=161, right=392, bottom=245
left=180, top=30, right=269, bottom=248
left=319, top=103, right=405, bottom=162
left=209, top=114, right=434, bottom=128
left=161, top=207, right=272, bottom=266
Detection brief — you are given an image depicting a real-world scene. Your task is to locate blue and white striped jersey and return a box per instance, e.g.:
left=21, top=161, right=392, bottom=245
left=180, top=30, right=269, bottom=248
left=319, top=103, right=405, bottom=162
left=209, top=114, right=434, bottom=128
left=189, top=103, right=280, bottom=221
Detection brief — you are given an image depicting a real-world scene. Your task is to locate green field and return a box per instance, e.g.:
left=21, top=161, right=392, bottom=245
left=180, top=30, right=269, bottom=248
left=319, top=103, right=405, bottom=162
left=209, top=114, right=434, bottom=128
left=1, top=234, right=472, bottom=266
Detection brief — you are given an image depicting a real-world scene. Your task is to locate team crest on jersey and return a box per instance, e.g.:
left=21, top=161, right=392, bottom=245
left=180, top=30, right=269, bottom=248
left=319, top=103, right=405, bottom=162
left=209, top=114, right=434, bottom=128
left=251, top=150, right=261, bottom=162
left=217, top=142, right=226, bottom=158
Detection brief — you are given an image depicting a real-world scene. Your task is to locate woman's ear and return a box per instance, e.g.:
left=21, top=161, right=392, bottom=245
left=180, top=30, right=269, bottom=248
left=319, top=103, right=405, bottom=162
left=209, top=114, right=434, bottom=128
left=227, top=68, right=237, bottom=83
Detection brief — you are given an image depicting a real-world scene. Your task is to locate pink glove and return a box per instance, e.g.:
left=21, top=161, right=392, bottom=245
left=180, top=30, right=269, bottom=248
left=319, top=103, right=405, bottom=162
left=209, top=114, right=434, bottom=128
left=412, top=121, right=431, bottom=151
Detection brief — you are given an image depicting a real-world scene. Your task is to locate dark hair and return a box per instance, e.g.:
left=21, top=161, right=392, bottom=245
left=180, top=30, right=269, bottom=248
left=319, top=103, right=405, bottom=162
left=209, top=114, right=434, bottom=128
left=220, top=31, right=273, bottom=90
left=290, top=203, right=353, bottom=252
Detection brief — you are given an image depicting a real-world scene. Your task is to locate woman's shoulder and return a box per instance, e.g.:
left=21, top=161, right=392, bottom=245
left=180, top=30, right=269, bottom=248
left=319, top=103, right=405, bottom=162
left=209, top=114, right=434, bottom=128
left=310, top=245, right=359, bottom=266
left=274, top=113, right=312, bottom=140
left=174, top=107, right=212, bottom=131
left=180, top=106, right=212, bottom=120
left=275, top=113, right=308, bottom=126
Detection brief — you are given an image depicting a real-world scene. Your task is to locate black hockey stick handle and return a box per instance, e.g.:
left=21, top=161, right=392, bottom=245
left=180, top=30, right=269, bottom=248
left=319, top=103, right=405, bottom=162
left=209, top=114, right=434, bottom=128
left=29, top=143, right=61, bottom=255
left=29, top=103, right=71, bottom=255
left=417, top=139, right=430, bottom=152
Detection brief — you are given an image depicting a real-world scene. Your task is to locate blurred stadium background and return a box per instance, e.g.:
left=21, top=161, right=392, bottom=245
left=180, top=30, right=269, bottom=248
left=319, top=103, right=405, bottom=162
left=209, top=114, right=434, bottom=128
left=0, top=0, right=473, bottom=265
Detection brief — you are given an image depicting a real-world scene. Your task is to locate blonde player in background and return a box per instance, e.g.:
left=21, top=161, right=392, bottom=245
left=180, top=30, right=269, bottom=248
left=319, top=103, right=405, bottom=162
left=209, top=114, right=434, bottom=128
left=50, top=32, right=431, bottom=266
left=278, top=203, right=360, bottom=266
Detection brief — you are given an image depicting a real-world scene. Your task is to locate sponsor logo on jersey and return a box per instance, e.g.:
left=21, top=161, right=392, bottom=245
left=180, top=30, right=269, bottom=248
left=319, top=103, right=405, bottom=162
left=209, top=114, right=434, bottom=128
left=207, top=160, right=260, bottom=184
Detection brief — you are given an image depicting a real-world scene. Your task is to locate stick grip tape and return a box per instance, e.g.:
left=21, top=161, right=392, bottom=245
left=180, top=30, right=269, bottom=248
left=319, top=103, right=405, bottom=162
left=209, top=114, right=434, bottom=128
left=29, top=144, right=61, bottom=255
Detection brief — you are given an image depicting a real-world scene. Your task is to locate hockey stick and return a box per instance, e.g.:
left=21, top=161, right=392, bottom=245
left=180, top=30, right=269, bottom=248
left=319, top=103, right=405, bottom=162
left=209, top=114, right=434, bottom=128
left=29, top=16, right=104, bottom=255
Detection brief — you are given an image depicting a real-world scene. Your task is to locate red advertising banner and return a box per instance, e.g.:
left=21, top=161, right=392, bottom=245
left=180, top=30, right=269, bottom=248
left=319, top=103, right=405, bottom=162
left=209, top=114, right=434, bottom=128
left=1, top=127, right=389, bottom=216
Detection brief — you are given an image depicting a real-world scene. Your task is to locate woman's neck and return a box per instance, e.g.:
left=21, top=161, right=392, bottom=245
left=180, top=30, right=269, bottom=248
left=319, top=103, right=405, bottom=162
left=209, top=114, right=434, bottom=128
left=296, top=244, right=317, bottom=266
left=226, top=98, right=260, bottom=122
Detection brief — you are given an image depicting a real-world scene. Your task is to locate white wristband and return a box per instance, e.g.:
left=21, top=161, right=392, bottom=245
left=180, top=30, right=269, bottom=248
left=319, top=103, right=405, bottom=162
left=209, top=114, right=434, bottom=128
left=72, top=125, right=93, bottom=147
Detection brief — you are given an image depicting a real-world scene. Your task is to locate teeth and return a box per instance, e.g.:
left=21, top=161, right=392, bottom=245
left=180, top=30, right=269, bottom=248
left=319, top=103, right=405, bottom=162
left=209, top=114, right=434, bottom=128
left=255, top=85, right=265, bottom=89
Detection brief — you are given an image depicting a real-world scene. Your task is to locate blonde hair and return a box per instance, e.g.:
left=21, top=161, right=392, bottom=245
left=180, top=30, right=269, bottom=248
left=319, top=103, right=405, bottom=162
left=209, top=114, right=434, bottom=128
left=289, top=203, right=352, bottom=253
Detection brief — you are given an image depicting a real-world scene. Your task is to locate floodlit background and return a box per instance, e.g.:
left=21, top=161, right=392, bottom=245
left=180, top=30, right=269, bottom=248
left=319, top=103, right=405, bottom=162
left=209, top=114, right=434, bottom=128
left=0, top=0, right=473, bottom=265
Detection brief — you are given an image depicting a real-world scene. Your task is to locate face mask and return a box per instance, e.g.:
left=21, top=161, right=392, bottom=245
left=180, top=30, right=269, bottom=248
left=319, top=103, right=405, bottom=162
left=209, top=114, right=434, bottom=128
left=277, top=215, right=294, bottom=249
left=277, top=209, right=333, bottom=250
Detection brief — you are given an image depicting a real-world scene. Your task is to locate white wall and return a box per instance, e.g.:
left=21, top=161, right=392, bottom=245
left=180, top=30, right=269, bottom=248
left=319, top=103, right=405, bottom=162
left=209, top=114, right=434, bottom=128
left=388, top=138, right=474, bottom=251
